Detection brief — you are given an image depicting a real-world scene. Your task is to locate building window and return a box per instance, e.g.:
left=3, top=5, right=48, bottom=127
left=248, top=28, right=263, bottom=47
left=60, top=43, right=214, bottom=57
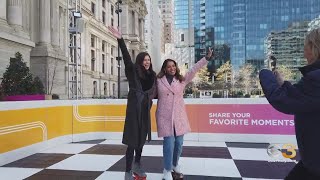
left=111, top=46, right=114, bottom=56
left=260, top=24, right=267, bottom=29
left=102, top=42, right=105, bottom=52
left=93, top=81, right=97, bottom=95
left=112, top=83, right=116, bottom=96
left=91, top=2, right=96, bottom=15
left=104, top=82, right=107, bottom=95
left=111, top=58, right=114, bottom=75
left=102, top=11, right=106, bottom=24
left=91, top=50, right=95, bottom=71
left=102, top=54, right=105, bottom=73
left=139, top=19, right=142, bottom=37
left=111, top=18, right=114, bottom=26
left=132, top=11, right=135, bottom=33
left=111, top=5, right=114, bottom=16
left=281, top=15, right=289, bottom=21
left=91, top=35, right=95, bottom=47
left=181, top=34, right=184, bottom=42
left=102, top=0, right=106, bottom=8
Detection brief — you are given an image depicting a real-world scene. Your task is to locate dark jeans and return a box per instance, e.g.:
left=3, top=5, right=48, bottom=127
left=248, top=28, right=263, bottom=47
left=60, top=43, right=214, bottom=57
left=125, top=146, right=143, bottom=172
left=285, top=161, right=320, bottom=180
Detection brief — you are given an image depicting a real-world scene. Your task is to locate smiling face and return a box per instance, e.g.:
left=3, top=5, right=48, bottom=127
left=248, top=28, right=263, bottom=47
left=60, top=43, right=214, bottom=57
left=142, top=55, right=151, bottom=70
left=165, top=60, right=177, bottom=75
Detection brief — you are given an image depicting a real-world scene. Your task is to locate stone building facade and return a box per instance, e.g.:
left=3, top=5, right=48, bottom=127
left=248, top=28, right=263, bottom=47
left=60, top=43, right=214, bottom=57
left=0, top=0, right=147, bottom=99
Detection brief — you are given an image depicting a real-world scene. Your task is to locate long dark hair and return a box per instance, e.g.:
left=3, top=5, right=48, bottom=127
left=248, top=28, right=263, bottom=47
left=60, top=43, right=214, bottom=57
left=157, top=59, right=185, bottom=82
left=135, top=52, right=156, bottom=79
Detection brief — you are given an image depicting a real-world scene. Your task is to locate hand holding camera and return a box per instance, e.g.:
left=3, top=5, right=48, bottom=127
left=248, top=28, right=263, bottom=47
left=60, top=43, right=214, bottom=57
left=274, top=70, right=284, bottom=86
left=269, top=56, right=284, bottom=86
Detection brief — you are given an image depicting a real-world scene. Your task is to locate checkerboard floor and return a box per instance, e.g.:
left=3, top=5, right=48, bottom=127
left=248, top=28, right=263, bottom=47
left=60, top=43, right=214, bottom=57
left=1, top=139, right=299, bottom=180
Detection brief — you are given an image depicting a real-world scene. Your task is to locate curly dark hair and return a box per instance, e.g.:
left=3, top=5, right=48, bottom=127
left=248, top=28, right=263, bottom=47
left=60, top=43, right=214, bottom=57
left=157, top=59, right=185, bottom=82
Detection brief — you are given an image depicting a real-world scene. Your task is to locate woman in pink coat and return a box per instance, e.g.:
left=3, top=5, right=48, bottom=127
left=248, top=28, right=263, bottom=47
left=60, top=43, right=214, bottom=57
left=156, top=48, right=214, bottom=180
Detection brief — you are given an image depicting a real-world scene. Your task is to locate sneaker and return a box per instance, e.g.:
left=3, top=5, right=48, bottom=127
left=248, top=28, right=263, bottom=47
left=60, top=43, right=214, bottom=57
left=162, top=169, right=173, bottom=180
left=173, top=165, right=183, bottom=179
left=173, top=164, right=181, bottom=174
left=132, top=162, right=147, bottom=177
left=124, top=170, right=134, bottom=180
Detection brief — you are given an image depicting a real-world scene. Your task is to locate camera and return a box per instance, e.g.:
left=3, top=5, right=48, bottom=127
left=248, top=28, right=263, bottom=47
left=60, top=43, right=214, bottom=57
left=270, top=56, right=277, bottom=71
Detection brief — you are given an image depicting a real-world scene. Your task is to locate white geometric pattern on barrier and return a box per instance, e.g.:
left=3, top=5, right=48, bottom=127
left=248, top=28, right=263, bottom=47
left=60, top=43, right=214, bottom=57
left=0, top=121, right=47, bottom=141
left=73, top=105, right=125, bottom=122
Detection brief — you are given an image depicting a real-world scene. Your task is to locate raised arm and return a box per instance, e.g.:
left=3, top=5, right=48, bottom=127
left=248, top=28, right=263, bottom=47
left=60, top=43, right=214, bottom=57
left=184, top=58, right=208, bottom=84
left=184, top=47, right=213, bottom=84
left=259, top=69, right=320, bottom=114
left=108, top=26, right=134, bottom=69
left=117, top=38, right=134, bottom=68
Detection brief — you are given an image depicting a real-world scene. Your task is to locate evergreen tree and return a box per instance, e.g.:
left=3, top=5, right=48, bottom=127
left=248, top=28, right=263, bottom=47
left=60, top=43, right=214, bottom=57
left=32, top=76, right=45, bottom=94
left=1, top=52, right=44, bottom=96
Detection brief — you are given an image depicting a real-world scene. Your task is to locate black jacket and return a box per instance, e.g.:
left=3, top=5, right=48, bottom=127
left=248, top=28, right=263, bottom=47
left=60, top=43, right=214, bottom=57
left=118, top=38, right=156, bottom=149
left=259, top=60, right=320, bottom=175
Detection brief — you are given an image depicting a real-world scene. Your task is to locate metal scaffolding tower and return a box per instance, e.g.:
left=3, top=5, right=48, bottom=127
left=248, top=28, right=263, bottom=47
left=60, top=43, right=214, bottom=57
left=68, top=0, right=83, bottom=99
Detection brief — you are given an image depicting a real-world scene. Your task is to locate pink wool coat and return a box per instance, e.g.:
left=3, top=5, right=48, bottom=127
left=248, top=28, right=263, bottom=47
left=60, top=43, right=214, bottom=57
left=155, top=57, right=208, bottom=137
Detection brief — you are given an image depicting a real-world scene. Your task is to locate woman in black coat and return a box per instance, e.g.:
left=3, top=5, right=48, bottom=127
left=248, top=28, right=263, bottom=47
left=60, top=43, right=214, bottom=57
left=259, top=28, right=320, bottom=180
left=109, top=28, right=156, bottom=180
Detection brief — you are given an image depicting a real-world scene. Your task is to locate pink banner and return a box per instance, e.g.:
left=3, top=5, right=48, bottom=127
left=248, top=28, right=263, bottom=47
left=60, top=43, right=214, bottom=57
left=186, top=104, right=295, bottom=135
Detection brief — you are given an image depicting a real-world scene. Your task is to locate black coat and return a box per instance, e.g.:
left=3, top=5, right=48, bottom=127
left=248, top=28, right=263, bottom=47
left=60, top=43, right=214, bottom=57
left=118, top=38, right=156, bottom=149
left=259, top=60, right=320, bottom=175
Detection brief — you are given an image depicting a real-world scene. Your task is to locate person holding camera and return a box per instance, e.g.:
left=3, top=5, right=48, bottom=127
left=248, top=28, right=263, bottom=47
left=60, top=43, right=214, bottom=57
left=259, top=28, right=320, bottom=179
left=155, top=48, right=214, bottom=180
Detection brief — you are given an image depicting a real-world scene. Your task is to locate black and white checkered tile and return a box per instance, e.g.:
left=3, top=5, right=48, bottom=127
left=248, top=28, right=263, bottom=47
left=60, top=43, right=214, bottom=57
left=0, top=139, right=298, bottom=180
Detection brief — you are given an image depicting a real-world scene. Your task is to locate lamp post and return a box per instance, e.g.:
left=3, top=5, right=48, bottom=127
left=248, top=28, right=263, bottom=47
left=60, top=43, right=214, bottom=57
left=115, top=0, right=122, bottom=98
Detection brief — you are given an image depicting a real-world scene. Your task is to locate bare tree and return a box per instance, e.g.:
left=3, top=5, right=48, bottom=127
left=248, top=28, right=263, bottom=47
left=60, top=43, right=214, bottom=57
left=251, top=73, right=262, bottom=96
left=277, top=65, right=296, bottom=82
left=46, top=58, right=58, bottom=95
left=214, top=61, right=232, bottom=82
left=179, top=63, right=211, bottom=87
left=193, top=66, right=212, bottom=88
left=238, top=63, right=255, bottom=95
left=179, top=64, right=188, bottom=76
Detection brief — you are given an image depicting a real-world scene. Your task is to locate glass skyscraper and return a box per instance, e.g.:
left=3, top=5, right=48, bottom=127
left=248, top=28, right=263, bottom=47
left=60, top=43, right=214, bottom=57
left=175, top=0, right=193, bottom=29
left=175, top=0, right=320, bottom=72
